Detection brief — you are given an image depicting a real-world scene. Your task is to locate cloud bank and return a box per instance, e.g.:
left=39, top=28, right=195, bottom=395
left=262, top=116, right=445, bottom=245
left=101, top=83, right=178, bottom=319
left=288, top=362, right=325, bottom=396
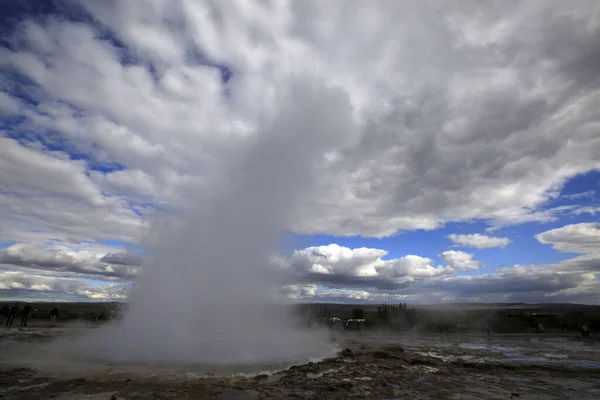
left=1, top=0, right=599, bottom=304
left=448, top=234, right=512, bottom=249
left=2, top=222, right=599, bottom=304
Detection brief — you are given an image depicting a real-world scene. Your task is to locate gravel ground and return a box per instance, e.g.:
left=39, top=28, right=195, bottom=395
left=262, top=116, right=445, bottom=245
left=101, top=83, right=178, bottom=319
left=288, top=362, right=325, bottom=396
left=1, top=326, right=599, bottom=399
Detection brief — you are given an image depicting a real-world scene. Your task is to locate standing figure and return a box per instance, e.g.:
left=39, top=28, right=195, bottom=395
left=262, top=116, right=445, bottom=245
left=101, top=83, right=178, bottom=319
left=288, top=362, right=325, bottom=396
left=6, top=304, right=20, bottom=327
left=0, top=304, right=9, bottom=324
left=581, top=324, right=590, bottom=337
left=21, top=303, right=32, bottom=327
left=50, top=307, right=59, bottom=326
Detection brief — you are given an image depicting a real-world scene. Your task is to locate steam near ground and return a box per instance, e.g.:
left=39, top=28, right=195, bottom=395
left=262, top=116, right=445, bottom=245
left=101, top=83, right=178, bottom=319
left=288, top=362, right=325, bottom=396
left=46, top=79, right=352, bottom=364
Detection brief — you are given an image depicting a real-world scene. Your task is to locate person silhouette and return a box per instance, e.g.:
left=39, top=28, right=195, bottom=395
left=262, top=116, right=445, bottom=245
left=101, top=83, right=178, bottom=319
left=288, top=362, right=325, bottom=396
left=0, top=304, right=9, bottom=324
left=50, top=307, right=59, bottom=326
left=6, top=304, right=20, bottom=327
left=21, top=303, right=32, bottom=327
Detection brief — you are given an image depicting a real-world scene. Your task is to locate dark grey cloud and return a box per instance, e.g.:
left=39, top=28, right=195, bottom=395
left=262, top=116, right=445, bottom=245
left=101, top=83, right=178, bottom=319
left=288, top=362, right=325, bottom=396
left=274, top=239, right=600, bottom=304
left=1, top=1, right=599, bottom=244
left=99, top=252, right=145, bottom=266
left=0, top=269, right=130, bottom=301
left=294, top=273, right=413, bottom=292
left=1, top=1, right=599, bottom=303
left=537, top=10, right=600, bottom=90
left=426, top=269, right=587, bottom=295
left=0, top=244, right=138, bottom=281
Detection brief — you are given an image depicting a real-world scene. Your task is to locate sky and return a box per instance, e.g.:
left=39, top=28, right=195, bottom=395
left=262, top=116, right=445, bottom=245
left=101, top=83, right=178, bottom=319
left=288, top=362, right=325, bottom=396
left=0, top=0, right=599, bottom=304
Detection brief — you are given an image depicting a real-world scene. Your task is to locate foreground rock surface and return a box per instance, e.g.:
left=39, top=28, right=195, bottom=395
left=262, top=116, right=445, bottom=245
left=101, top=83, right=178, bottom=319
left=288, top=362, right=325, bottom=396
left=1, top=340, right=600, bottom=399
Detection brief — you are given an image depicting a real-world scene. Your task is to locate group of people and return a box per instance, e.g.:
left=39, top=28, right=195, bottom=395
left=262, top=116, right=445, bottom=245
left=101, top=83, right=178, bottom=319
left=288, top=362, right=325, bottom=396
left=0, top=303, right=31, bottom=327
left=0, top=304, right=59, bottom=327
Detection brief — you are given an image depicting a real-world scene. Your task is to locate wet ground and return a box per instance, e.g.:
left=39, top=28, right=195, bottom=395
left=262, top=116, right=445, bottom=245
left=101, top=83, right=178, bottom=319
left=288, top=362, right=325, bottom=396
left=1, top=324, right=599, bottom=399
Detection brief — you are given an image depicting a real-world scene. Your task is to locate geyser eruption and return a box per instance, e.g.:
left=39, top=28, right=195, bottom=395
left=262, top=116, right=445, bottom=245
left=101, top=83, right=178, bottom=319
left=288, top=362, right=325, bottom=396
left=71, top=78, right=354, bottom=364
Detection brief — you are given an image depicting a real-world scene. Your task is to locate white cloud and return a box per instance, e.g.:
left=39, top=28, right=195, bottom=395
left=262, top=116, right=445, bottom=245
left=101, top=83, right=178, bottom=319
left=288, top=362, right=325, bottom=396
left=287, top=244, right=385, bottom=277
left=563, top=190, right=595, bottom=200
left=283, top=244, right=454, bottom=290
left=314, top=289, right=372, bottom=301
left=572, top=206, right=600, bottom=216
left=281, top=285, right=318, bottom=300
left=0, top=1, right=599, bottom=243
left=0, top=137, right=146, bottom=244
left=440, top=250, right=480, bottom=271
left=0, top=137, right=103, bottom=204
left=274, top=236, right=600, bottom=303
left=448, top=233, right=511, bottom=249
left=0, top=240, right=135, bottom=301
left=0, top=270, right=129, bottom=301
left=378, top=255, right=451, bottom=280
left=535, top=223, right=600, bottom=254
left=0, top=242, right=140, bottom=281
left=280, top=284, right=371, bottom=302
left=1, top=1, right=600, bottom=303
left=1, top=237, right=599, bottom=303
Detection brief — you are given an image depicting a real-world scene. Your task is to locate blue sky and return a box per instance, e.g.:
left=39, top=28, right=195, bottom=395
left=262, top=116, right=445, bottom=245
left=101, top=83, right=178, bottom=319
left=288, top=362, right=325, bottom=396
left=283, top=183, right=599, bottom=278
left=283, top=169, right=600, bottom=262
left=1, top=1, right=599, bottom=304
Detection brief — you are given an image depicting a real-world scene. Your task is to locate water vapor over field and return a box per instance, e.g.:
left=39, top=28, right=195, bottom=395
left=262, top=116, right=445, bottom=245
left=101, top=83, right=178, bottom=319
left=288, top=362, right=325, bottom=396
left=66, top=78, right=353, bottom=364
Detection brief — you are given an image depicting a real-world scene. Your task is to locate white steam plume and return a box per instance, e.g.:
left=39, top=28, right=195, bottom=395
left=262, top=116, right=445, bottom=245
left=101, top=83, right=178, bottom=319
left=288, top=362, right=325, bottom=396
left=67, top=77, right=354, bottom=364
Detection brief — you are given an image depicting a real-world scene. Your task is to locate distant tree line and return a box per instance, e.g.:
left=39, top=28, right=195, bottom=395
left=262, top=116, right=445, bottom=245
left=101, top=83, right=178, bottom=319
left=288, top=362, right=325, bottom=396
left=376, top=302, right=417, bottom=327
left=2, top=302, right=125, bottom=323
left=295, top=302, right=600, bottom=334
left=299, top=302, right=333, bottom=319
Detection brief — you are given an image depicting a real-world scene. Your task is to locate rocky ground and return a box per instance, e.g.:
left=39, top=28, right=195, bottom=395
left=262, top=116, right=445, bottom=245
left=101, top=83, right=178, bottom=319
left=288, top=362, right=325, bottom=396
left=1, top=328, right=600, bottom=399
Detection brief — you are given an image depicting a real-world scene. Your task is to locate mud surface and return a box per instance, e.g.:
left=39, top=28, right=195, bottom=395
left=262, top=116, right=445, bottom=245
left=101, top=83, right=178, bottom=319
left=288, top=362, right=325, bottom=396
left=1, top=326, right=600, bottom=399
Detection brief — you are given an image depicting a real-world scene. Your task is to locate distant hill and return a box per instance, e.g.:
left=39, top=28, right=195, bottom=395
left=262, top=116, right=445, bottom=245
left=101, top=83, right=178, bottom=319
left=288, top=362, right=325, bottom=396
left=2, top=300, right=599, bottom=312
left=301, top=302, right=600, bottom=309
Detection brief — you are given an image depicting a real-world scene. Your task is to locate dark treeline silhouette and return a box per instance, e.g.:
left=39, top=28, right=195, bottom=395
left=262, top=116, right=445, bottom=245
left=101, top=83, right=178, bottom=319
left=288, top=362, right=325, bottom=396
left=299, top=302, right=333, bottom=319
left=376, top=303, right=417, bottom=327
left=1, top=301, right=598, bottom=335
left=296, top=302, right=600, bottom=334
left=0, top=302, right=124, bottom=325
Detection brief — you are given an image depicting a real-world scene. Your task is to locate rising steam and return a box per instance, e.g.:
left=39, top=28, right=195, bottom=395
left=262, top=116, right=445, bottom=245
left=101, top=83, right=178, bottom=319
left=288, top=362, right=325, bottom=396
left=64, top=78, right=354, bottom=364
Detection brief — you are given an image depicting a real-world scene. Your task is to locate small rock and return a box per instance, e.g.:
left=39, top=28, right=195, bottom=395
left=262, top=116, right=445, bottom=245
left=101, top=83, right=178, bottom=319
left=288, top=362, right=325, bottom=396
left=327, top=380, right=354, bottom=391
left=218, top=388, right=259, bottom=400
left=382, top=344, right=404, bottom=353
left=253, top=374, right=268, bottom=381
left=110, top=395, right=117, bottom=400
left=373, top=351, right=400, bottom=359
